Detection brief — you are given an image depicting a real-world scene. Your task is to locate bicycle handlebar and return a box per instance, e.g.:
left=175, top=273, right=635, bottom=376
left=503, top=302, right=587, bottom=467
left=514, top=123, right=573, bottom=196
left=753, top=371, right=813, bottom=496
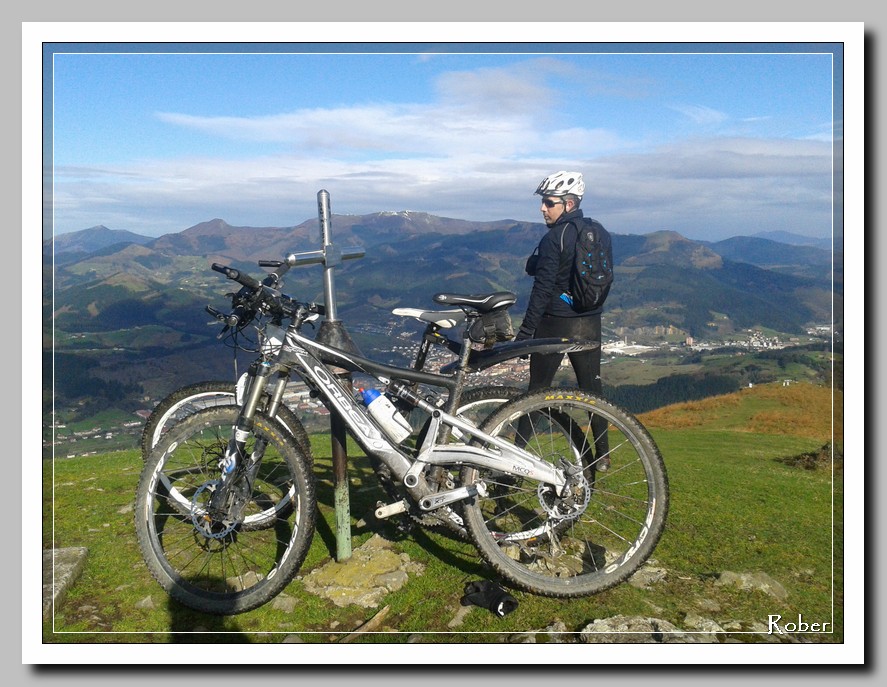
left=211, top=263, right=263, bottom=291
left=208, top=260, right=327, bottom=339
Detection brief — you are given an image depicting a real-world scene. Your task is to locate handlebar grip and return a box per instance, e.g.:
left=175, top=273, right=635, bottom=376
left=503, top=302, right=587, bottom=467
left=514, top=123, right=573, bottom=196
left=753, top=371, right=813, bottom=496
left=226, top=303, right=253, bottom=328
left=211, top=263, right=262, bottom=290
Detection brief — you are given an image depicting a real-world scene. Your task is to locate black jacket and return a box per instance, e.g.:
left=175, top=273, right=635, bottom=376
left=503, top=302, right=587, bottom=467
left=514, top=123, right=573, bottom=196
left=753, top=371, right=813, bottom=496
left=520, top=208, right=607, bottom=336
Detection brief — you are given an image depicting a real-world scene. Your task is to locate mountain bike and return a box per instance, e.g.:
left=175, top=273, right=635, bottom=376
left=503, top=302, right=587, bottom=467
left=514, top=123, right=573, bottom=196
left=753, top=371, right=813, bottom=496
left=139, top=298, right=532, bottom=464
left=135, top=257, right=668, bottom=615
left=137, top=290, right=544, bottom=533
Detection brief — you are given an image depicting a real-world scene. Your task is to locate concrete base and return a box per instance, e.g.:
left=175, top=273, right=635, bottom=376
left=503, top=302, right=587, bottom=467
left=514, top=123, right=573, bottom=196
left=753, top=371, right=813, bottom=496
left=42, top=547, right=88, bottom=619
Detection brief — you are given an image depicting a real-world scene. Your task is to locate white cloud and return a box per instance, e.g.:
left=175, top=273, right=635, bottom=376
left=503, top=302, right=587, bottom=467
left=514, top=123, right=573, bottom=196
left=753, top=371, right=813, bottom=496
left=153, top=57, right=632, bottom=161
left=52, top=132, right=834, bottom=241
left=667, top=103, right=729, bottom=126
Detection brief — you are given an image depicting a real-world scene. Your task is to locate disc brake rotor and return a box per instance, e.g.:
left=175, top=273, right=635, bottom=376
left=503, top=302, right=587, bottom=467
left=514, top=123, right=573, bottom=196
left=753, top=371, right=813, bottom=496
left=537, top=470, right=591, bottom=522
left=191, top=480, right=238, bottom=539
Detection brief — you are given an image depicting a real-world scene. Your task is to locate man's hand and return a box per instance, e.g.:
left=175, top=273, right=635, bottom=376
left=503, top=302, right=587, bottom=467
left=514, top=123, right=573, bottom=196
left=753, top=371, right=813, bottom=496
left=514, top=327, right=534, bottom=342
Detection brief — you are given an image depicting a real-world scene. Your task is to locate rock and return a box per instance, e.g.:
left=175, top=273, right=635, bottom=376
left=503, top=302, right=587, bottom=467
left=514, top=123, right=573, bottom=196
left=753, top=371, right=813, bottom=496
left=301, top=535, right=426, bottom=608
left=447, top=604, right=474, bottom=628
left=628, top=564, right=668, bottom=589
left=748, top=621, right=786, bottom=643
left=375, top=570, right=409, bottom=592
left=504, top=620, right=575, bottom=644
left=543, top=620, right=572, bottom=643
left=42, top=547, right=88, bottom=618
left=579, top=615, right=706, bottom=644
left=281, top=634, right=305, bottom=643
left=683, top=612, right=725, bottom=641
left=271, top=593, right=299, bottom=613
left=134, top=596, right=155, bottom=610
left=695, top=597, right=721, bottom=613
left=227, top=570, right=264, bottom=591
left=715, top=571, right=788, bottom=600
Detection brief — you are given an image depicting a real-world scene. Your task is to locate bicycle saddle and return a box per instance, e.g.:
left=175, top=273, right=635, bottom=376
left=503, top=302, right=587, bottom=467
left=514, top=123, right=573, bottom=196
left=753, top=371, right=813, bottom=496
left=432, top=291, right=517, bottom=314
left=391, top=307, right=465, bottom=329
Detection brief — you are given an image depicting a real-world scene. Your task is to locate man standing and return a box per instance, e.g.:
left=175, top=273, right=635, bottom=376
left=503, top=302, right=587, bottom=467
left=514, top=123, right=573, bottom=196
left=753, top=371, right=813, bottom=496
left=515, top=171, right=613, bottom=468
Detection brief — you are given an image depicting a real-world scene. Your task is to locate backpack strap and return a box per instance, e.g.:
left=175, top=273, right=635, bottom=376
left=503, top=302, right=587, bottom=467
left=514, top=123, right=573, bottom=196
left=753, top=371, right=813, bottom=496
left=559, top=221, right=584, bottom=252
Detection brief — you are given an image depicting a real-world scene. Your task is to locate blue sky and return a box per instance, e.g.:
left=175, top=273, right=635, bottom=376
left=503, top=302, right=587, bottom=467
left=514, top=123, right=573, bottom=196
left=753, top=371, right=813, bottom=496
left=45, top=39, right=842, bottom=242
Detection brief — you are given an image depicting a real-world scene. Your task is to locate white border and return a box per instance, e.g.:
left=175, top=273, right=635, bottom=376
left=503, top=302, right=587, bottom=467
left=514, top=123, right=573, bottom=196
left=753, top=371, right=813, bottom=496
left=24, top=21, right=864, bottom=667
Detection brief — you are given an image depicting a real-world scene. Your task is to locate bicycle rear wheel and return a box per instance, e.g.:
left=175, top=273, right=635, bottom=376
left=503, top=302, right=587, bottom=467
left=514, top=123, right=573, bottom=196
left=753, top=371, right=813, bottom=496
left=140, top=380, right=311, bottom=463
left=135, top=406, right=315, bottom=614
left=140, top=381, right=236, bottom=460
left=461, top=388, right=668, bottom=597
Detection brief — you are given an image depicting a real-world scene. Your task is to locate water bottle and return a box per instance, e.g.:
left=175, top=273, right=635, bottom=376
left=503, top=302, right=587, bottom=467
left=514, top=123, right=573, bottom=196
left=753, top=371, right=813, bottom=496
left=360, top=388, right=412, bottom=443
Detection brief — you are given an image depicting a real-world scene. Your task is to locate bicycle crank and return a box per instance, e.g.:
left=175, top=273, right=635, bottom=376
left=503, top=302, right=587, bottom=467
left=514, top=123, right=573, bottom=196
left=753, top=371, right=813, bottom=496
left=418, top=482, right=487, bottom=511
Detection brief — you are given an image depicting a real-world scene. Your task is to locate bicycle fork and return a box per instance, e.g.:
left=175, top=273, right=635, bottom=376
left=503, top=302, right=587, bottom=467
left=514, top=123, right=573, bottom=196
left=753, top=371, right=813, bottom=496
left=209, top=361, right=274, bottom=521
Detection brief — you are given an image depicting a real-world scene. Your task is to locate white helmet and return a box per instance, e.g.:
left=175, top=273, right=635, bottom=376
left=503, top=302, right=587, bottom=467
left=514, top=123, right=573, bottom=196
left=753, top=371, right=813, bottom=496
left=534, top=171, right=585, bottom=198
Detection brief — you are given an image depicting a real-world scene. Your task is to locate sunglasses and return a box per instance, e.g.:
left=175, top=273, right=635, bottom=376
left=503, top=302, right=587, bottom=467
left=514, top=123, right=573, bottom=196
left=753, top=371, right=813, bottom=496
left=542, top=198, right=565, bottom=208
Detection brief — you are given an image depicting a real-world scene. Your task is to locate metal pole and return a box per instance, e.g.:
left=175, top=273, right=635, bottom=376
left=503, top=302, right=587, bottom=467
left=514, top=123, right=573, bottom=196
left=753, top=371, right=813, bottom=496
left=317, top=189, right=339, bottom=322
left=314, top=189, right=359, bottom=562
left=330, top=409, right=352, bottom=561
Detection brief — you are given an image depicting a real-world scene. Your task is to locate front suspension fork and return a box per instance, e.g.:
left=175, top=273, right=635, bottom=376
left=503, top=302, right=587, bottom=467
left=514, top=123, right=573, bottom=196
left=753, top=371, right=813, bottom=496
left=210, top=361, right=274, bottom=517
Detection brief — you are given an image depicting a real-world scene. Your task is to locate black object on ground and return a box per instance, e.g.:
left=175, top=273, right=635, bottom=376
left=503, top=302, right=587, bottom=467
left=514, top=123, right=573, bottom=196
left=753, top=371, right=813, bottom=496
left=460, top=580, right=518, bottom=617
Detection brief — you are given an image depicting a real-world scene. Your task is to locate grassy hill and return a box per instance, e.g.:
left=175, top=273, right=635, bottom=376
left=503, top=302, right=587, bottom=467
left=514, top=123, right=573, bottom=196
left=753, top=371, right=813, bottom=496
left=42, top=381, right=844, bottom=645
left=640, top=379, right=841, bottom=443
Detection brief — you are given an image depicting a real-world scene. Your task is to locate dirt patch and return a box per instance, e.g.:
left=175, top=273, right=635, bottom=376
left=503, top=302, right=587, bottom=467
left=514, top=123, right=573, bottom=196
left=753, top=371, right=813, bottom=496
left=776, top=443, right=842, bottom=471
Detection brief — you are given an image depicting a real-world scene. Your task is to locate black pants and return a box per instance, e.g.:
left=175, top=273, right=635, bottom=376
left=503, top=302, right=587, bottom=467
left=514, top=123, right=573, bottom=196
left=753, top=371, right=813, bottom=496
left=528, top=314, right=602, bottom=393
left=525, top=313, right=609, bottom=462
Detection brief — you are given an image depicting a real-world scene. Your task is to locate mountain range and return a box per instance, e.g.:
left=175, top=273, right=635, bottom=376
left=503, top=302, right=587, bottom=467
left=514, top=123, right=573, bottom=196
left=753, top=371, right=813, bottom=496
left=43, top=213, right=842, bottom=411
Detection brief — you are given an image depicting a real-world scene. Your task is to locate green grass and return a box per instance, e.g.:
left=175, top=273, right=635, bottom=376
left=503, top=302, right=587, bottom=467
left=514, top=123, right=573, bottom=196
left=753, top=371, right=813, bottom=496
left=602, top=356, right=704, bottom=387
left=42, top=383, right=844, bottom=644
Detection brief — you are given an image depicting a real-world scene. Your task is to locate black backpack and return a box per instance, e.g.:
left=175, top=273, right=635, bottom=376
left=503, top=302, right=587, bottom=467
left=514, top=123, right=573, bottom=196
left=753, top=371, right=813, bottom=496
left=565, top=219, right=613, bottom=313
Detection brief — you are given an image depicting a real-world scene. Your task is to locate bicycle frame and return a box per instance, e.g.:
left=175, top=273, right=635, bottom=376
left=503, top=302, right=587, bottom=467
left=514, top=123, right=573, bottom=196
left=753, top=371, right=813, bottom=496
left=235, top=317, right=569, bottom=513
left=278, top=327, right=566, bottom=500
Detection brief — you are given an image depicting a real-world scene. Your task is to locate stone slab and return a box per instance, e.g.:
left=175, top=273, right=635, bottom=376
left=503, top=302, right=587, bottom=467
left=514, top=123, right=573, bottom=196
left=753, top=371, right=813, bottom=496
left=42, top=547, right=88, bottom=619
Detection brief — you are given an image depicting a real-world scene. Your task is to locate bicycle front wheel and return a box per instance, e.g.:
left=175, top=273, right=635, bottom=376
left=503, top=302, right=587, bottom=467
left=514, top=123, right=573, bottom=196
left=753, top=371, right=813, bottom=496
left=135, top=406, right=316, bottom=615
left=461, top=388, right=668, bottom=598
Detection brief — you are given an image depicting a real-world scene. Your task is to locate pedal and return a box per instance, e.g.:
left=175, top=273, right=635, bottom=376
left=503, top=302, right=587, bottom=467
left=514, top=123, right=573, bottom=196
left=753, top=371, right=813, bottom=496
left=375, top=499, right=409, bottom=520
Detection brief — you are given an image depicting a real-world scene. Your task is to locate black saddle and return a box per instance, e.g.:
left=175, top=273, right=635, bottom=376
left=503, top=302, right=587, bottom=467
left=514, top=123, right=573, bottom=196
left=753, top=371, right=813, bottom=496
left=432, top=291, right=516, bottom=314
